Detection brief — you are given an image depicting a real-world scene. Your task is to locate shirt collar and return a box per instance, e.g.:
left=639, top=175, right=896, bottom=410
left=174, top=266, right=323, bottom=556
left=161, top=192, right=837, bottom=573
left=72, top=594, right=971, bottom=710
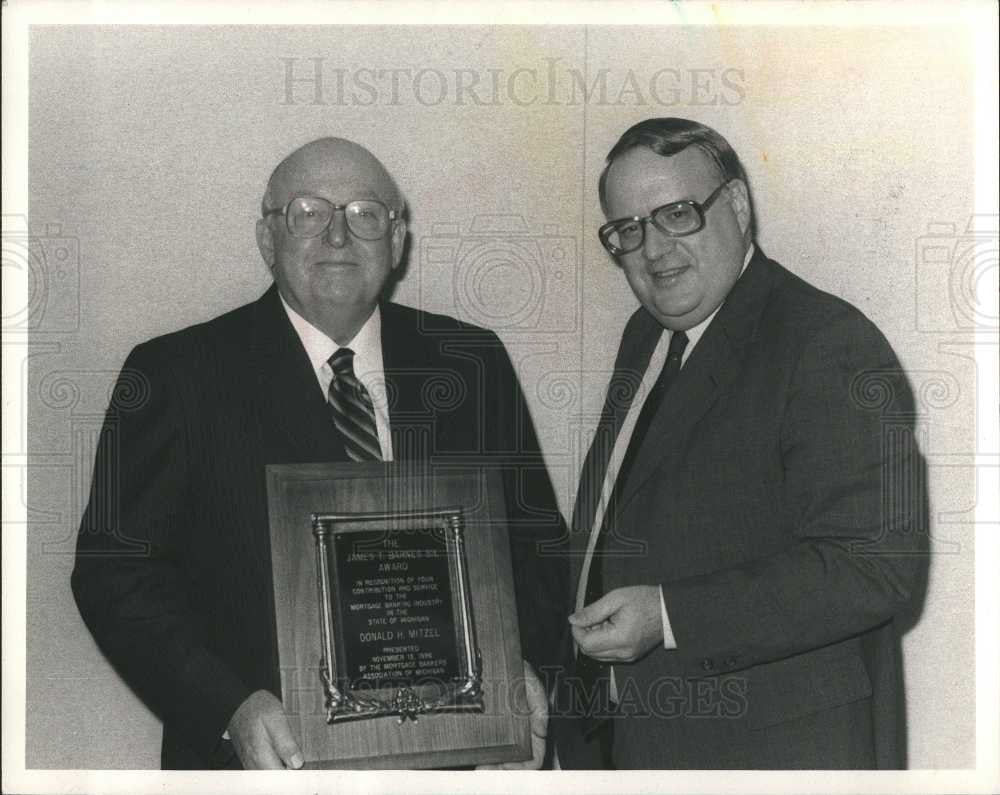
left=742, top=241, right=755, bottom=272
left=279, top=294, right=383, bottom=376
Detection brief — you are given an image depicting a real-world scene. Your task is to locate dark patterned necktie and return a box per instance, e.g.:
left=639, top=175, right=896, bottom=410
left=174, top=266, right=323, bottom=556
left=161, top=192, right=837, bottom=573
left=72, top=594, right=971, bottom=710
left=605, top=329, right=688, bottom=508
left=327, top=348, right=382, bottom=462
left=573, top=329, right=688, bottom=730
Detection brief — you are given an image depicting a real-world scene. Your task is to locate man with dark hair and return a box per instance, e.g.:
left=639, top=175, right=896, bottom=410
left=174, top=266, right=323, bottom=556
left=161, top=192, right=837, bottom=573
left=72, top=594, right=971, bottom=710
left=554, top=117, right=927, bottom=769
left=72, top=138, right=564, bottom=769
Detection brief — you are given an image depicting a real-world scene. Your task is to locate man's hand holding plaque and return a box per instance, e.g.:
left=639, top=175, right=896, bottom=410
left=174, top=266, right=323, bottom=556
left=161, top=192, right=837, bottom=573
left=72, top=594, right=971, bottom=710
left=477, top=661, right=548, bottom=771
left=227, top=690, right=304, bottom=770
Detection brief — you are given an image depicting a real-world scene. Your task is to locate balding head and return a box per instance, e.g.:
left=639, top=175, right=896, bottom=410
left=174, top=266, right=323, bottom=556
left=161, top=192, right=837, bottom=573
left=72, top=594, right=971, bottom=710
left=256, top=137, right=407, bottom=344
left=262, top=138, right=404, bottom=216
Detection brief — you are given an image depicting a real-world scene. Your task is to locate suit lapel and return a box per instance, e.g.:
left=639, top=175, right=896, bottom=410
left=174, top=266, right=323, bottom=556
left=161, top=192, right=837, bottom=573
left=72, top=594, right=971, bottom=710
left=379, top=302, right=435, bottom=462
left=569, top=311, right=661, bottom=546
left=566, top=311, right=662, bottom=612
left=616, top=247, right=777, bottom=513
left=248, top=285, right=347, bottom=462
left=610, top=314, right=664, bottom=435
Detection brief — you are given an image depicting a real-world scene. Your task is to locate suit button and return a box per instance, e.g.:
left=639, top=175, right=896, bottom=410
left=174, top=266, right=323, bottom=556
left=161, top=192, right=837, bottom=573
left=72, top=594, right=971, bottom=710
left=724, top=657, right=738, bottom=668
left=700, top=658, right=715, bottom=672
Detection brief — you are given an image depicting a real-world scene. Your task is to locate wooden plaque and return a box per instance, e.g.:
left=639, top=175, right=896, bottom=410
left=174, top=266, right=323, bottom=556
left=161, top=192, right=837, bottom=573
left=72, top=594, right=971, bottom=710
left=266, top=461, right=531, bottom=769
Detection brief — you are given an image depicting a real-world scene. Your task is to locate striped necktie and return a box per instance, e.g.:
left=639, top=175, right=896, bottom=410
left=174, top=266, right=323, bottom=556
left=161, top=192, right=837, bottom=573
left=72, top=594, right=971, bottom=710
left=327, top=348, right=382, bottom=461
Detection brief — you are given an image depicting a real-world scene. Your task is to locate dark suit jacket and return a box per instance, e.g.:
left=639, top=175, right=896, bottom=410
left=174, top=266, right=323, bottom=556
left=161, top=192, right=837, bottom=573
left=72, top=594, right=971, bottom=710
left=72, top=285, right=566, bottom=769
left=555, top=248, right=927, bottom=769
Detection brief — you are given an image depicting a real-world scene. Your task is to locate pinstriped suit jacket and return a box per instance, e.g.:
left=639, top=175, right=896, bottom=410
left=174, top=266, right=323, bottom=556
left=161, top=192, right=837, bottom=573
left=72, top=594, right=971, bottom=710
left=73, top=285, right=567, bottom=768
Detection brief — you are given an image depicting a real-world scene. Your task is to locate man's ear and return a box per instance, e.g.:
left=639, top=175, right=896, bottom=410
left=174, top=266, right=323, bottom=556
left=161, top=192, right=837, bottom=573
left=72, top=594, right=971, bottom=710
left=727, top=179, right=752, bottom=235
left=256, top=218, right=276, bottom=268
left=390, top=219, right=407, bottom=270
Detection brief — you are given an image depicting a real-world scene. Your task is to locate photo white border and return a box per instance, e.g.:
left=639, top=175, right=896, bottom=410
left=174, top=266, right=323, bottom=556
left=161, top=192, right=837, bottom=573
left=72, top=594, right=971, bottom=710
left=3, top=2, right=997, bottom=793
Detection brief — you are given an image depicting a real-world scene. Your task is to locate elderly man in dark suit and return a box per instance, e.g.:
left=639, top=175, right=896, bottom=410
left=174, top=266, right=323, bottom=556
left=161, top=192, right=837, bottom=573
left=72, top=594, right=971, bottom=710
left=554, top=118, right=927, bottom=769
left=72, top=138, right=564, bottom=769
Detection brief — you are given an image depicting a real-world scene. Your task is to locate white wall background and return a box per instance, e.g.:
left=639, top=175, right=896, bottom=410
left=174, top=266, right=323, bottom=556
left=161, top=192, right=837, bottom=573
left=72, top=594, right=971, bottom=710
left=23, top=24, right=977, bottom=769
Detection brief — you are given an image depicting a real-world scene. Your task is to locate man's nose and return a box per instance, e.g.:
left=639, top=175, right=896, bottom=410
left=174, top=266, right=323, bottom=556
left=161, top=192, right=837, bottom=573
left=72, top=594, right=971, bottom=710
left=323, top=210, right=348, bottom=248
left=642, top=221, right=675, bottom=261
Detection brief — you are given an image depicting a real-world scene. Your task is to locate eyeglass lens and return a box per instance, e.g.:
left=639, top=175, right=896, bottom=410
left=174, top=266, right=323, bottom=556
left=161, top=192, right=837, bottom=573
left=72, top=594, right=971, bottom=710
left=286, top=197, right=391, bottom=240
left=605, top=202, right=702, bottom=252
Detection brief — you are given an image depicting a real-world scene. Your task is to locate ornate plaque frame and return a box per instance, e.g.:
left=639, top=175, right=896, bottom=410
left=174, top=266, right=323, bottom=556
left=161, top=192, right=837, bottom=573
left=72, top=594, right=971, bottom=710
left=312, top=507, right=484, bottom=723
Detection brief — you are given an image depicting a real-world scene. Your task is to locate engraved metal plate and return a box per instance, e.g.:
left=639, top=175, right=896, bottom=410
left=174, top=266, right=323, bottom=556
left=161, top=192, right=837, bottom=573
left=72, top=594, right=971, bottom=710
left=312, top=507, right=484, bottom=724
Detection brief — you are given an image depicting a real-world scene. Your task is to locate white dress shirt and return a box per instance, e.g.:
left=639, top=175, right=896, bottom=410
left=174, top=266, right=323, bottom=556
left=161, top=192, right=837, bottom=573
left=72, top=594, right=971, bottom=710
left=576, top=245, right=754, bottom=694
left=223, top=298, right=394, bottom=740
left=280, top=296, right=394, bottom=460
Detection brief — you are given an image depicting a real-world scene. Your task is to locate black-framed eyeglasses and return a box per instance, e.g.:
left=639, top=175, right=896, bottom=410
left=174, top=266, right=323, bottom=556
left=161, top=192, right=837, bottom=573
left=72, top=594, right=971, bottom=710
left=263, top=196, right=399, bottom=240
left=598, top=180, right=731, bottom=256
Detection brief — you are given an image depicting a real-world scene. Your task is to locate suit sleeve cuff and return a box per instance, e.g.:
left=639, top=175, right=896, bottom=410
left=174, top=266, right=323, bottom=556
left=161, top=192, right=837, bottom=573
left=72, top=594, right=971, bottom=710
left=660, top=585, right=677, bottom=649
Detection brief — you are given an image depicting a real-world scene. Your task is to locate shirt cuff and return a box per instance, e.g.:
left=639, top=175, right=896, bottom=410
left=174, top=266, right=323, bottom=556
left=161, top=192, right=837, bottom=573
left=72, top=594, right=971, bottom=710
left=660, top=585, right=678, bottom=649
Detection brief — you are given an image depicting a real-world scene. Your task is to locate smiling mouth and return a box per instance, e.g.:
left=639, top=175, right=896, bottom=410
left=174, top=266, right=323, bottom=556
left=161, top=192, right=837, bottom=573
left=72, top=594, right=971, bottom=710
left=650, top=265, right=690, bottom=281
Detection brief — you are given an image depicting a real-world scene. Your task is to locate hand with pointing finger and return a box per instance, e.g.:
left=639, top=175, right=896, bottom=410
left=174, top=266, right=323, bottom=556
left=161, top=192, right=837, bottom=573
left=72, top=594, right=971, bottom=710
left=569, top=585, right=663, bottom=663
